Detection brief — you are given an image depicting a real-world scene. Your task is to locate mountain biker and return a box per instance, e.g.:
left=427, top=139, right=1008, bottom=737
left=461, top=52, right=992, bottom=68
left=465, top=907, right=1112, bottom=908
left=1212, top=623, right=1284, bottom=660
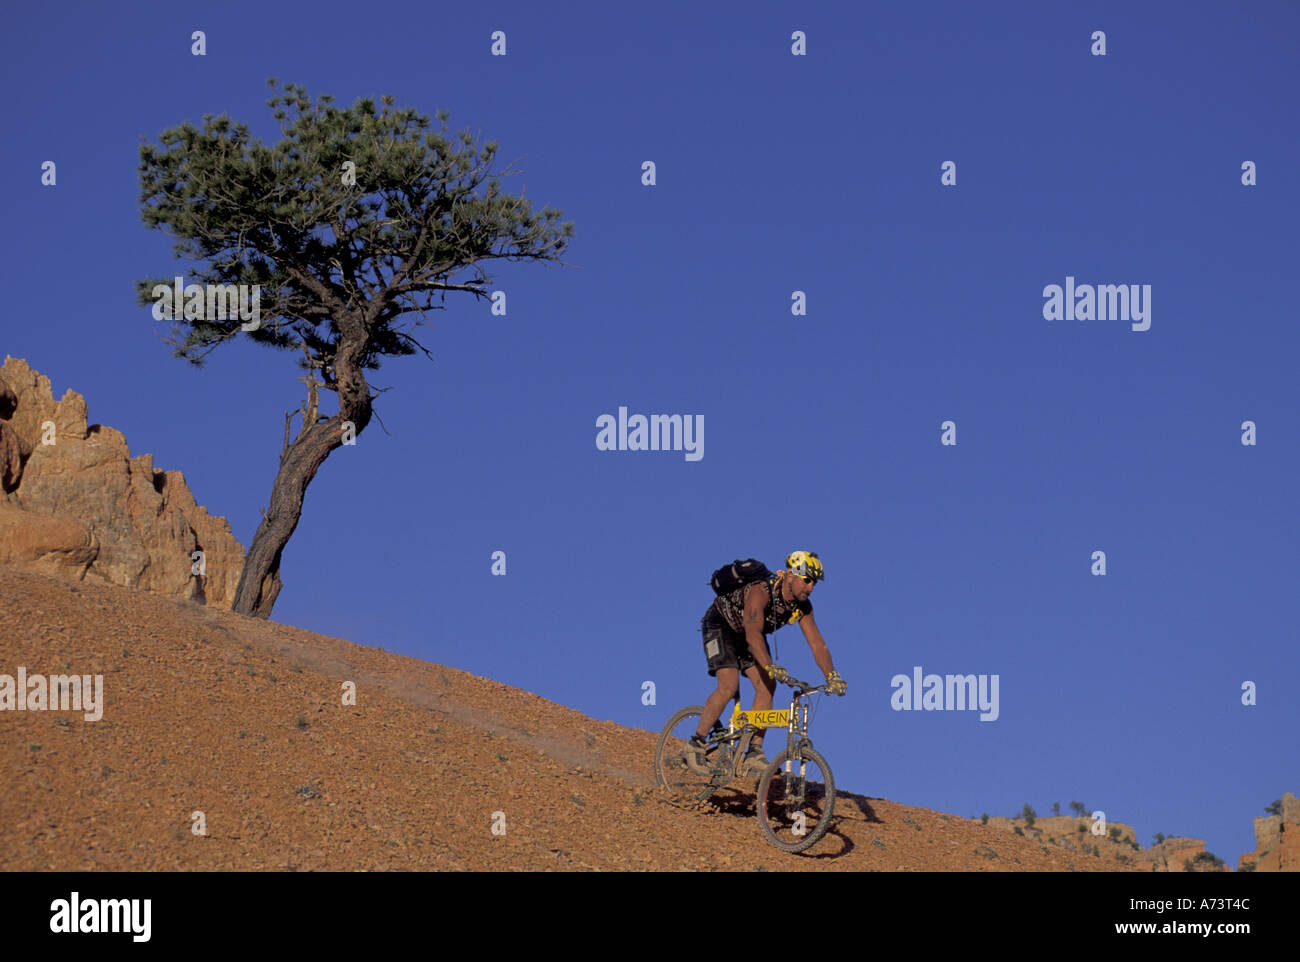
left=687, top=550, right=847, bottom=776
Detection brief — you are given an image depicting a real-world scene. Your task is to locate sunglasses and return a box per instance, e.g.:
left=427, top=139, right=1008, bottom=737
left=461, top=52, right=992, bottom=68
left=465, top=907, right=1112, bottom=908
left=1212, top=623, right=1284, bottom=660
left=798, top=575, right=816, bottom=585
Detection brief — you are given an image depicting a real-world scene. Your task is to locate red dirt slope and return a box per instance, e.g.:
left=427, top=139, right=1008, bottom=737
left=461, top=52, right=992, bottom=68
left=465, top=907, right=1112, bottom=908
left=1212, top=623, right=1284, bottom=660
left=0, top=566, right=1142, bottom=871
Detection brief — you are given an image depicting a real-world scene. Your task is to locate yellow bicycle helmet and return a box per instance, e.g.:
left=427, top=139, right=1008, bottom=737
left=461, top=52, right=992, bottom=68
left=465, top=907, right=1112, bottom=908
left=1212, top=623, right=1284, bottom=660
left=786, top=550, right=825, bottom=583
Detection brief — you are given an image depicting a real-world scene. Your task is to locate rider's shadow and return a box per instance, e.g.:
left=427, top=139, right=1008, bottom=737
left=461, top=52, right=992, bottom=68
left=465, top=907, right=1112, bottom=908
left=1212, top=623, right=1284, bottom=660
left=793, top=792, right=883, bottom=859
left=803, top=821, right=854, bottom=859
left=843, top=791, right=883, bottom=824
left=708, top=788, right=759, bottom=819
left=794, top=793, right=887, bottom=859
left=702, top=786, right=883, bottom=860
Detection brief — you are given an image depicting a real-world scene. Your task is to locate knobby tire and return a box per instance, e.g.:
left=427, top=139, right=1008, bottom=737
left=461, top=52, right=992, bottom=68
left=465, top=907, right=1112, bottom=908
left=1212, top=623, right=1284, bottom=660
left=756, top=745, right=835, bottom=853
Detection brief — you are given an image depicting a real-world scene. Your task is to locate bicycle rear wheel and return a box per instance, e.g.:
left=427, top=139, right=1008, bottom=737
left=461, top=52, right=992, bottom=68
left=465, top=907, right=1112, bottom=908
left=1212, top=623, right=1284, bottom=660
left=756, top=746, right=835, bottom=853
left=653, top=706, right=749, bottom=801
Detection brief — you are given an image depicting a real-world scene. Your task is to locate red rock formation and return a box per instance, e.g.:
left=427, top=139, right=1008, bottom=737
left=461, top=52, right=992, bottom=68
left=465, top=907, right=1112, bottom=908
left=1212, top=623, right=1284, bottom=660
left=0, top=372, right=27, bottom=491
left=982, top=814, right=1232, bottom=870
left=1238, top=792, right=1299, bottom=872
left=0, top=505, right=97, bottom=578
left=1137, top=836, right=1224, bottom=872
left=0, top=357, right=243, bottom=606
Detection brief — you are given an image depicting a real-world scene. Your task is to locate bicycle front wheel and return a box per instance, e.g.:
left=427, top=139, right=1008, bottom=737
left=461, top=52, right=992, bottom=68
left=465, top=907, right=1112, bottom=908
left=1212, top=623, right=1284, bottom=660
left=756, top=745, right=835, bottom=853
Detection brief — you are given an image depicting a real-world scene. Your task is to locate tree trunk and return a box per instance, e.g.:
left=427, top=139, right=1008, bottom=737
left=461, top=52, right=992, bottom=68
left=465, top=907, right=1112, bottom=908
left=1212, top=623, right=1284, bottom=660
left=232, top=338, right=373, bottom=618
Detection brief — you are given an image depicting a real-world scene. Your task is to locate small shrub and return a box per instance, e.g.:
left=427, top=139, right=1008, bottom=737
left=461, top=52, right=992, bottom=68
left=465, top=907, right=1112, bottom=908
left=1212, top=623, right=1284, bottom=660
left=1192, top=851, right=1225, bottom=870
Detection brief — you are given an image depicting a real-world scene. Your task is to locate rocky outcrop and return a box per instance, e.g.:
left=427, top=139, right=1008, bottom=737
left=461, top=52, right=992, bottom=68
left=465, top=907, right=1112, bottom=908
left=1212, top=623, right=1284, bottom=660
left=1136, top=836, right=1225, bottom=872
left=0, top=356, right=243, bottom=607
left=0, top=504, right=97, bottom=579
left=983, top=814, right=1230, bottom=870
left=986, top=814, right=1137, bottom=847
left=0, top=373, right=26, bottom=491
left=1238, top=792, right=1299, bottom=872
left=983, top=815, right=1143, bottom=867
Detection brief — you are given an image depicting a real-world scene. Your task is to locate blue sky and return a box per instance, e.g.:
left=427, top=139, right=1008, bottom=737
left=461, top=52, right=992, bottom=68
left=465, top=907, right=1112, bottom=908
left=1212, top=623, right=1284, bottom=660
left=4, top=0, right=1297, bottom=865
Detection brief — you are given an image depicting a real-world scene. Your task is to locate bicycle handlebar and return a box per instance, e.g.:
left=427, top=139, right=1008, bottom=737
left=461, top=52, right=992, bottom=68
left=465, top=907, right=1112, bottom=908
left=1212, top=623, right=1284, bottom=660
left=785, top=676, right=830, bottom=696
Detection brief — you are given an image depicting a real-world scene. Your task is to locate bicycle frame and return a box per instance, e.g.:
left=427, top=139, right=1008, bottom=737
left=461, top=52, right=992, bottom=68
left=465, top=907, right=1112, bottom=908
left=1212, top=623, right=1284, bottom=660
left=729, top=679, right=826, bottom=742
left=727, top=699, right=791, bottom=732
left=720, top=678, right=828, bottom=780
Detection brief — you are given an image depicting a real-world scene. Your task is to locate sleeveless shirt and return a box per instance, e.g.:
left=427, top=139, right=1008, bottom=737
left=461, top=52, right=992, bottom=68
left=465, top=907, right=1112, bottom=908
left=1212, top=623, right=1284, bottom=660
left=712, top=572, right=812, bottom=636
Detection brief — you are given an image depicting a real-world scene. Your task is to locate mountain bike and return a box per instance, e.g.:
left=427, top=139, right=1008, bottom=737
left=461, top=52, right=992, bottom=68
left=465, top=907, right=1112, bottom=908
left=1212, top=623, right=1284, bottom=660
left=653, top=675, right=836, bottom=853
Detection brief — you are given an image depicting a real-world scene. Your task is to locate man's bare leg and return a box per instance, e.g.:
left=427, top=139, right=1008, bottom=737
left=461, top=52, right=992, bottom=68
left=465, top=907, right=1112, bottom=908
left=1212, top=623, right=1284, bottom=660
left=696, top=667, right=740, bottom=736
left=743, top=664, right=777, bottom=753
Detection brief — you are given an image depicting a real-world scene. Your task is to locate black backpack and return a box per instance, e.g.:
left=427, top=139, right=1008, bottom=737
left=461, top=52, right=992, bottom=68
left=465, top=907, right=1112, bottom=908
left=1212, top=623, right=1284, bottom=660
left=709, top=558, right=772, bottom=596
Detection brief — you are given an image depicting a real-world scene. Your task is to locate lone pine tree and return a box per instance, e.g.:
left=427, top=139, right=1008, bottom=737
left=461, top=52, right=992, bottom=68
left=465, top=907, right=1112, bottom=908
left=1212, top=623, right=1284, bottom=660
left=136, top=80, right=574, bottom=617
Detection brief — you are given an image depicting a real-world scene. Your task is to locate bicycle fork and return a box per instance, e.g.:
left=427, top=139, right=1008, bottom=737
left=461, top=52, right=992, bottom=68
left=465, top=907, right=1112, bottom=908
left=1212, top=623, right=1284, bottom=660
left=777, top=704, right=812, bottom=805
left=781, top=745, right=812, bottom=806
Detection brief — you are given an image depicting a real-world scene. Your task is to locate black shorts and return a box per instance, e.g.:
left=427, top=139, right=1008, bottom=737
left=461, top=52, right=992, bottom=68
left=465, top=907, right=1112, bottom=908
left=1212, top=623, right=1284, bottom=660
left=701, top=603, right=757, bottom=676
